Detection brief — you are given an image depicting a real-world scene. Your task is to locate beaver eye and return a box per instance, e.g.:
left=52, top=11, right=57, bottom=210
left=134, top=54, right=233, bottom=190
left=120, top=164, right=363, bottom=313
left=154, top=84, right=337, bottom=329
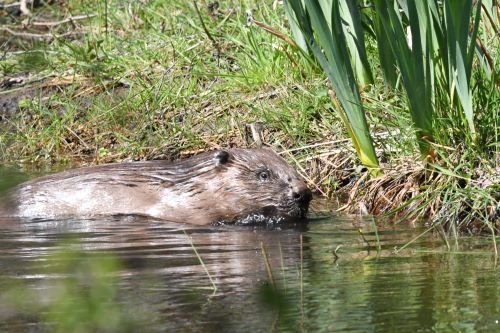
left=258, top=169, right=271, bottom=181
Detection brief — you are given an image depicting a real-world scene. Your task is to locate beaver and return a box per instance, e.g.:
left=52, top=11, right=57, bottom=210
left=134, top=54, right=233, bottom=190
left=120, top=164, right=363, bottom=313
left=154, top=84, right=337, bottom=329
left=2, top=148, right=312, bottom=225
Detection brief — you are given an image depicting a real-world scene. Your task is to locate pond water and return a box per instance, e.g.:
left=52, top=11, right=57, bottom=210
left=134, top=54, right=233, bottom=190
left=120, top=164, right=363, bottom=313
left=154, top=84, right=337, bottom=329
left=0, top=171, right=499, bottom=332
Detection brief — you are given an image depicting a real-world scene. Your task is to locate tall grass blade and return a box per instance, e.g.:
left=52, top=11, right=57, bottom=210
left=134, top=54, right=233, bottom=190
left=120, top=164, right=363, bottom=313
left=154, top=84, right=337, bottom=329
left=443, top=0, right=481, bottom=137
left=286, top=0, right=381, bottom=174
left=373, top=0, right=435, bottom=159
left=371, top=6, right=399, bottom=87
left=338, top=0, right=374, bottom=86
left=475, top=0, right=497, bottom=78
left=284, top=0, right=308, bottom=53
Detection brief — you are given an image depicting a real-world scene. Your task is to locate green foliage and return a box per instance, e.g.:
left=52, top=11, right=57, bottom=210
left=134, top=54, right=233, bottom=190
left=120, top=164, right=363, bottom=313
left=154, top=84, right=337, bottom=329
left=1, top=0, right=330, bottom=163
left=43, top=249, right=131, bottom=333
left=373, top=0, right=435, bottom=158
left=286, top=0, right=381, bottom=175
left=0, top=245, right=147, bottom=333
left=338, top=0, right=374, bottom=86
left=431, top=0, right=483, bottom=139
left=285, top=0, right=496, bottom=162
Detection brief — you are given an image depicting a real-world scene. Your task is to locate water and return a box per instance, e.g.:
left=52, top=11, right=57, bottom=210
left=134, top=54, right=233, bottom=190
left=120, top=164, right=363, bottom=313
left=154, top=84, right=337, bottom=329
left=0, top=171, right=499, bottom=332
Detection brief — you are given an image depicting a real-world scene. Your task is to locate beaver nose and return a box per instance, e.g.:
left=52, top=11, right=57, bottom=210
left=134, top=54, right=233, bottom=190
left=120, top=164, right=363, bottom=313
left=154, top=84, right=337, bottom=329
left=291, top=187, right=312, bottom=205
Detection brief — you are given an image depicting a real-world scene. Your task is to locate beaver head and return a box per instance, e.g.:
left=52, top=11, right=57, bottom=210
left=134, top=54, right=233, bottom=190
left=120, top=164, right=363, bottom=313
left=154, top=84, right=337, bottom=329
left=188, top=148, right=312, bottom=223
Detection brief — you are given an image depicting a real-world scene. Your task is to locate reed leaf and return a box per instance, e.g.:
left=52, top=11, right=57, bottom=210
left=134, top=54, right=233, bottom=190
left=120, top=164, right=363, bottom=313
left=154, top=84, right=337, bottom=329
left=373, top=0, right=435, bottom=159
left=441, top=0, right=481, bottom=137
left=284, top=0, right=308, bottom=53
left=338, top=0, right=374, bottom=86
left=286, top=0, right=381, bottom=174
left=371, top=5, right=399, bottom=88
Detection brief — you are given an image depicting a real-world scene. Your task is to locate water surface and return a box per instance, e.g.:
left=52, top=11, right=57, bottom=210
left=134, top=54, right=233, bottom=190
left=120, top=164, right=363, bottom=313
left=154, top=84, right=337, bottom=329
left=0, top=211, right=499, bottom=332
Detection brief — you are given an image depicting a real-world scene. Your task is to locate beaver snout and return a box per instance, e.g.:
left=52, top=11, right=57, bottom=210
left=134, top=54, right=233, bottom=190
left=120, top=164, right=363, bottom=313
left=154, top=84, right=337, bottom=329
left=279, top=185, right=312, bottom=219
left=288, top=182, right=313, bottom=213
left=291, top=187, right=313, bottom=206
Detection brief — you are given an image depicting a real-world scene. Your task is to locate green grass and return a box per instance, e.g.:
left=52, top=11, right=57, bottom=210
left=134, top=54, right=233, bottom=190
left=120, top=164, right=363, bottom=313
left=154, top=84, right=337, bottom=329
left=1, top=1, right=340, bottom=163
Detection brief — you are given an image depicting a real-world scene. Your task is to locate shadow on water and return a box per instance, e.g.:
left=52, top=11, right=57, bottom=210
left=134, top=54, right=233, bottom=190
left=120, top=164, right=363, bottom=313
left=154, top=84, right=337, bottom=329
left=0, top=171, right=499, bottom=332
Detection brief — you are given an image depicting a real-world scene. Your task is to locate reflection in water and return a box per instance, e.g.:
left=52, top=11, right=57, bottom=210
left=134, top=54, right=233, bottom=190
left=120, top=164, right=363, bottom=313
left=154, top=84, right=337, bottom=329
left=0, top=211, right=499, bottom=332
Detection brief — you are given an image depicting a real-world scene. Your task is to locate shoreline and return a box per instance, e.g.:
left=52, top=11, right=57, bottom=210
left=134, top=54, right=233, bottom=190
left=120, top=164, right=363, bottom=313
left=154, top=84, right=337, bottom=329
left=1, top=1, right=498, bottom=234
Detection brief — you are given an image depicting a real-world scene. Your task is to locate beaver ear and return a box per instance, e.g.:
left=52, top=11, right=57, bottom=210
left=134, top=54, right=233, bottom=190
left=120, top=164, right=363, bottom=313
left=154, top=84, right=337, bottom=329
left=214, top=150, right=230, bottom=166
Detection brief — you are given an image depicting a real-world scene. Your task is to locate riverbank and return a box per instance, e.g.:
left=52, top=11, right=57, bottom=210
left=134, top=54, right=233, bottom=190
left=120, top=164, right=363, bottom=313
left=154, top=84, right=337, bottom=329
left=1, top=1, right=498, bottom=234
